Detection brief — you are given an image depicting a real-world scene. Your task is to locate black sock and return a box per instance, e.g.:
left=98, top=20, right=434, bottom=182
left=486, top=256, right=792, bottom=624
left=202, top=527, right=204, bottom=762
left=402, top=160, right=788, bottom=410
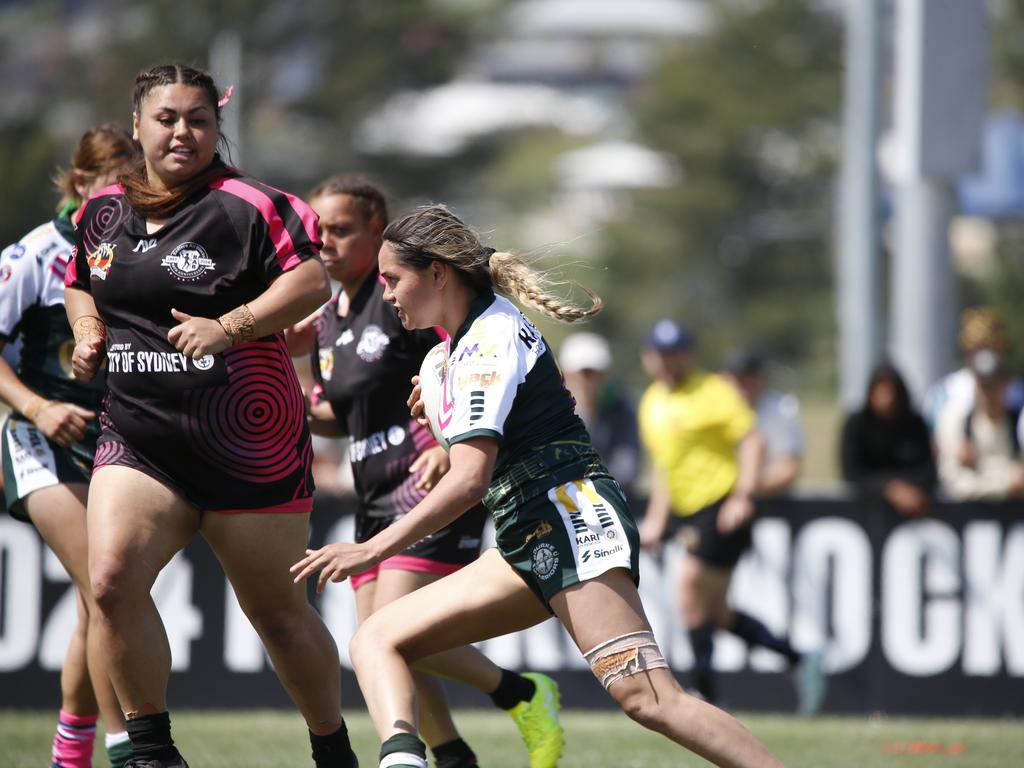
left=432, top=737, right=478, bottom=768
left=310, top=721, right=356, bottom=768
left=689, top=623, right=716, bottom=703
left=488, top=669, right=536, bottom=710
left=380, top=733, right=426, bottom=764
left=729, top=611, right=801, bottom=665
left=125, top=712, right=180, bottom=762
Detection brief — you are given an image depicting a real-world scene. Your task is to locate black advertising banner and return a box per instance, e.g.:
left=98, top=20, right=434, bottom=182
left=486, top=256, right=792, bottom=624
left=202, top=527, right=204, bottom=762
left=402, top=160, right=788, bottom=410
left=0, top=495, right=1021, bottom=715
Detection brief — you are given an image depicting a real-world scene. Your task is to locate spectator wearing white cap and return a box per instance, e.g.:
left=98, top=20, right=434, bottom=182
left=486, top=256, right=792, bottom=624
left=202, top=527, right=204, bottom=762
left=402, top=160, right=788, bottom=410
left=559, top=332, right=640, bottom=502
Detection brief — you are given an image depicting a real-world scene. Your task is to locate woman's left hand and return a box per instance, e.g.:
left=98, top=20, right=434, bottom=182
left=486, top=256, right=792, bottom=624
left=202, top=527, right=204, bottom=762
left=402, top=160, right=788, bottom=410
left=167, top=308, right=232, bottom=359
left=290, top=543, right=379, bottom=594
left=410, top=444, right=450, bottom=490
left=717, top=493, right=755, bottom=534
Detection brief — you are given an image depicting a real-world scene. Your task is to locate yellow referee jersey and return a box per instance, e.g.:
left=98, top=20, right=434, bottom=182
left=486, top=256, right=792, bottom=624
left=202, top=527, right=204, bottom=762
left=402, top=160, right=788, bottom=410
left=638, top=371, right=755, bottom=516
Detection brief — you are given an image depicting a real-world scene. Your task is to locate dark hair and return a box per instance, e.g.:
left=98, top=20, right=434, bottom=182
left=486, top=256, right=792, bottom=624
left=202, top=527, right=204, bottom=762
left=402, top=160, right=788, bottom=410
left=121, top=63, right=230, bottom=219
left=53, top=123, right=140, bottom=212
left=865, top=362, right=912, bottom=418
left=383, top=204, right=602, bottom=323
left=309, top=174, right=389, bottom=231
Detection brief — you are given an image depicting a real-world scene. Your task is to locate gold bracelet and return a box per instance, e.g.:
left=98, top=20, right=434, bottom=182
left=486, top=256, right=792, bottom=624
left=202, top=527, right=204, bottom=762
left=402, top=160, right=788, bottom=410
left=217, top=304, right=257, bottom=345
left=22, top=395, right=52, bottom=422
left=72, top=315, right=107, bottom=342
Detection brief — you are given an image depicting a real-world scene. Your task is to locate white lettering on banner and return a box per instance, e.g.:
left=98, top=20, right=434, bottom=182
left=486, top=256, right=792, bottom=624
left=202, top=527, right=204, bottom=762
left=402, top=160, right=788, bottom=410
left=791, top=518, right=872, bottom=674
left=0, top=519, right=41, bottom=670
left=319, top=516, right=359, bottom=668
left=40, top=547, right=76, bottom=670
left=152, top=554, right=203, bottom=670
left=224, top=580, right=265, bottom=672
left=724, top=520, right=793, bottom=672
left=883, top=521, right=961, bottom=676
left=963, top=522, right=1024, bottom=676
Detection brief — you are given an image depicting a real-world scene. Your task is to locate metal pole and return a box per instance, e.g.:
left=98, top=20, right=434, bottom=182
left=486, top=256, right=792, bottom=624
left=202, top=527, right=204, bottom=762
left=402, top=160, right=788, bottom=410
left=836, top=0, right=884, bottom=410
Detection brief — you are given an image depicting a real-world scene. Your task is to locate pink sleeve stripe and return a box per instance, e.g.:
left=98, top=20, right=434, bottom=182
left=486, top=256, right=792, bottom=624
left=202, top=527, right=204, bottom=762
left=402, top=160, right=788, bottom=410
left=64, top=253, right=78, bottom=286
left=248, top=176, right=321, bottom=248
left=73, top=184, right=125, bottom=225
left=211, top=177, right=306, bottom=271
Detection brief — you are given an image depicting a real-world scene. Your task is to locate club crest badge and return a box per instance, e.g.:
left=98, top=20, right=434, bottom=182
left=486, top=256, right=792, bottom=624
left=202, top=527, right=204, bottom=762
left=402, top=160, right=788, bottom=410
left=531, top=543, right=560, bottom=581
left=161, top=242, right=216, bottom=281
left=87, top=242, right=117, bottom=280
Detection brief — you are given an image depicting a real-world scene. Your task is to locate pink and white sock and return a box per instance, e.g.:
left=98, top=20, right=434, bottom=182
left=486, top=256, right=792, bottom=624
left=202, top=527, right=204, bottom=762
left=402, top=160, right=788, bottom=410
left=51, top=709, right=98, bottom=768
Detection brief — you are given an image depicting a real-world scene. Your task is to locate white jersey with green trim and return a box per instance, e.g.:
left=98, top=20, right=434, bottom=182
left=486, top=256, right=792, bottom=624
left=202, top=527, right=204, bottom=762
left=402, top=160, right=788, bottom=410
left=438, top=293, right=586, bottom=482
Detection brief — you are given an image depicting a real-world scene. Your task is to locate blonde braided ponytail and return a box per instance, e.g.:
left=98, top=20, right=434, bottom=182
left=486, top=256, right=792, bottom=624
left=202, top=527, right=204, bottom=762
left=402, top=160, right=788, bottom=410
left=488, top=251, right=602, bottom=323
left=383, top=204, right=602, bottom=324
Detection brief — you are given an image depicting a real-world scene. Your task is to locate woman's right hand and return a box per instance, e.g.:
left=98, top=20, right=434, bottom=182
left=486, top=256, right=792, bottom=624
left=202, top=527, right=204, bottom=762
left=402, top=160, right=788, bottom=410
left=407, top=376, right=428, bottom=427
left=290, top=542, right=381, bottom=594
left=33, top=402, right=95, bottom=447
left=71, top=337, right=106, bottom=382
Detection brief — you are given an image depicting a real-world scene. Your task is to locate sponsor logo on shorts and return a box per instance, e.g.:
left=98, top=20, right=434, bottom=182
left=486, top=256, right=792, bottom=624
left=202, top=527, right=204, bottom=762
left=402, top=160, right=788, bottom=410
left=161, top=242, right=215, bottom=281
left=319, top=348, right=334, bottom=380
left=531, top=542, right=560, bottom=580
left=88, top=242, right=116, bottom=280
left=525, top=520, right=553, bottom=545
left=580, top=544, right=624, bottom=563
left=357, top=324, right=389, bottom=362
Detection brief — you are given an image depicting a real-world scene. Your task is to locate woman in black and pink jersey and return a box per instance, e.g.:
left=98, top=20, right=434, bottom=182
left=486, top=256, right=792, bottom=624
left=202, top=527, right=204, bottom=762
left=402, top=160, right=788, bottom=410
left=288, top=175, right=563, bottom=768
left=64, top=64, right=354, bottom=768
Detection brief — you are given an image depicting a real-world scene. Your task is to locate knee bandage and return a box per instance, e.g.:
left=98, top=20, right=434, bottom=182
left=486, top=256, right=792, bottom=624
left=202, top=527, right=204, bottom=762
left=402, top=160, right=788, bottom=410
left=583, top=630, right=668, bottom=689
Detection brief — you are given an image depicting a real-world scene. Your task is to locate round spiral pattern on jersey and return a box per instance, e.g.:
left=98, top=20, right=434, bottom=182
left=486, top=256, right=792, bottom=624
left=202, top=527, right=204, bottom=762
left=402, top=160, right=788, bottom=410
left=182, top=340, right=306, bottom=482
left=81, top=198, right=127, bottom=254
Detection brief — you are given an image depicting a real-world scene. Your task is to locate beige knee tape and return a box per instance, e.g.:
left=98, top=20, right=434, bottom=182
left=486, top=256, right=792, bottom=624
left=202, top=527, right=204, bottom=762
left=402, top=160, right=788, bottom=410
left=583, top=630, right=669, bottom=689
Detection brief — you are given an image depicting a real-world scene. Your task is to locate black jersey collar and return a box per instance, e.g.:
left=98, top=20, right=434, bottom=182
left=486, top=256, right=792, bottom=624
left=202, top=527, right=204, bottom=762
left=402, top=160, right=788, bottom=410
left=451, top=289, right=496, bottom=348
left=347, top=268, right=381, bottom=315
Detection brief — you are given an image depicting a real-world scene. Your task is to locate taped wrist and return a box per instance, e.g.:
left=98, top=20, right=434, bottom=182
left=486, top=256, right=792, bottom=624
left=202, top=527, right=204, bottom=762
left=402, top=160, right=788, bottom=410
left=72, top=315, right=107, bottom=342
left=217, top=304, right=256, bottom=345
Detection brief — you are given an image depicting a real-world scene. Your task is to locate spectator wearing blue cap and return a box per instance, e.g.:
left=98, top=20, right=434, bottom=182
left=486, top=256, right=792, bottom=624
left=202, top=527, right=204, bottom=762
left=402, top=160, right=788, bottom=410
left=637, top=320, right=824, bottom=715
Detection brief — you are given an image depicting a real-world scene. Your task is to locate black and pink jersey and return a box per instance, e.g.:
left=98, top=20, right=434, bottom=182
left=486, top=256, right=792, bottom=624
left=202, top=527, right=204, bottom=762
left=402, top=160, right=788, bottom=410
left=311, top=273, right=440, bottom=517
left=65, top=165, right=321, bottom=512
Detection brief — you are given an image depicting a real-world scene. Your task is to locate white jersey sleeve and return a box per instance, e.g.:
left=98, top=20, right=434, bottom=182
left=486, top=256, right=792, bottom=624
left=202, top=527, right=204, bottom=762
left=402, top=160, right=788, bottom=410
left=0, top=239, right=43, bottom=339
left=443, top=298, right=547, bottom=446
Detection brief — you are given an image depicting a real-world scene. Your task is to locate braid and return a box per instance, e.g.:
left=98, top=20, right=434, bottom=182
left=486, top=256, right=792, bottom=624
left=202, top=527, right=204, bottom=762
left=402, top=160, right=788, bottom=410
left=384, top=204, right=603, bottom=324
left=489, top=251, right=602, bottom=323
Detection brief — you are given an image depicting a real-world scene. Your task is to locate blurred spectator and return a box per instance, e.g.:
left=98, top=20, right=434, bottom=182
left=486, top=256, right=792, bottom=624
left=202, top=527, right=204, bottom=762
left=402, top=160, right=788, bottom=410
left=934, top=349, right=1024, bottom=501
left=637, top=319, right=823, bottom=714
left=840, top=363, right=937, bottom=518
left=722, top=349, right=803, bottom=496
left=922, top=307, right=1024, bottom=431
left=559, top=331, right=640, bottom=500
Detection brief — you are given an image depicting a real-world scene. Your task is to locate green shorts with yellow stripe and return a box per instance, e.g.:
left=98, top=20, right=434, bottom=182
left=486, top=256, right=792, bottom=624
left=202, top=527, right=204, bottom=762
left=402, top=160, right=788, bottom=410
left=495, top=474, right=640, bottom=612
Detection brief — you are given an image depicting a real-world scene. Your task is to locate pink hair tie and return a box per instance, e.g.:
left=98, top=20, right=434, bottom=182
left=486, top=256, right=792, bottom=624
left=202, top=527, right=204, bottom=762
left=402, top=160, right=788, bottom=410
left=218, top=84, right=234, bottom=108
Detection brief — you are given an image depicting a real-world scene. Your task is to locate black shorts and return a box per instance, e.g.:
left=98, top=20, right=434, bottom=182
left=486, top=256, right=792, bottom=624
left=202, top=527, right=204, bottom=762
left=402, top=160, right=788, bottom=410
left=94, top=413, right=314, bottom=514
left=350, top=503, right=488, bottom=589
left=670, top=497, right=752, bottom=569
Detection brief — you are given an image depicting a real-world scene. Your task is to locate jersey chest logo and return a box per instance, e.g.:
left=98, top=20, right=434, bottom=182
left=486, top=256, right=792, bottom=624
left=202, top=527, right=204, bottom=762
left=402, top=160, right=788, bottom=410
left=161, top=242, right=216, bottom=281
left=88, top=242, right=116, bottom=280
left=356, top=324, right=390, bottom=363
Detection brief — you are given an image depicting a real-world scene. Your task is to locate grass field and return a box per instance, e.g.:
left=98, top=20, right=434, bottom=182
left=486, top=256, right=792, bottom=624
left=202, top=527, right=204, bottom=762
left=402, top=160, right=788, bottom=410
left=2, top=709, right=1022, bottom=767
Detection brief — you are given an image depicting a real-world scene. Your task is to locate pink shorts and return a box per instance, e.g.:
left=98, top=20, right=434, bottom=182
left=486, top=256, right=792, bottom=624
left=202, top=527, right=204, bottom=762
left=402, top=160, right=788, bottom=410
left=350, top=554, right=465, bottom=591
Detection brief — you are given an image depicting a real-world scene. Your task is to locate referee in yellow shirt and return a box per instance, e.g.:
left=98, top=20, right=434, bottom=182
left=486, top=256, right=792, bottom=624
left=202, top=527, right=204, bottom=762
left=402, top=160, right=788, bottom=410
left=637, top=319, right=824, bottom=715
